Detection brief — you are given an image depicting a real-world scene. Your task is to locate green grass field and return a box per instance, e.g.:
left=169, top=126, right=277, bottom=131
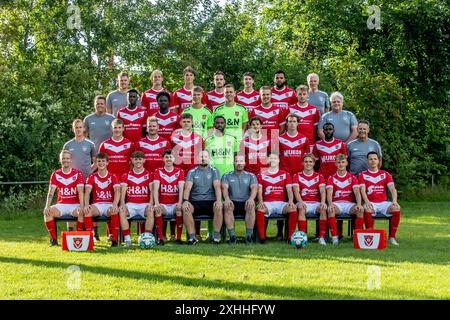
left=0, top=201, right=449, bottom=300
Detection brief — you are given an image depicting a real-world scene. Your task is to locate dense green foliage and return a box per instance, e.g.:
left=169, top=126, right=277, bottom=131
left=0, top=0, right=448, bottom=195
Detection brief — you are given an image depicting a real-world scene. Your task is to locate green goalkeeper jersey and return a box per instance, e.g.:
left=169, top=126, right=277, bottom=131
left=204, top=133, right=239, bottom=177
left=212, top=103, right=248, bottom=142
left=182, top=106, right=213, bottom=139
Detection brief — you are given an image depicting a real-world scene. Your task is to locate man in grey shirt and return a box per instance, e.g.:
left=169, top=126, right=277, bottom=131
left=347, top=120, right=383, bottom=175
left=222, top=154, right=258, bottom=245
left=318, top=91, right=358, bottom=143
left=307, top=73, right=330, bottom=115
left=84, top=95, right=115, bottom=152
left=106, top=71, right=141, bottom=116
left=182, top=150, right=223, bottom=245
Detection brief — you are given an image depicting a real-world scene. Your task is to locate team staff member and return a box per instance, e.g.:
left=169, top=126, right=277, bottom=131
left=106, top=71, right=141, bottom=116
left=84, top=95, right=115, bottom=152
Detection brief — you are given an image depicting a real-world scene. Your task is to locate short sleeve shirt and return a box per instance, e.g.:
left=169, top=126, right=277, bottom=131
left=221, top=171, right=257, bottom=202
left=319, top=110, right=358, bottom=141
left=186, top=166, right=220, bottom=201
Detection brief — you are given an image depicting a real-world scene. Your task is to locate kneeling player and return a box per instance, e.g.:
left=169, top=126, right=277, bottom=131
left=84, top=153, right=121, bottom=247
left=359, top=151, right=401, bottom=245
left=43, top=150, right=84, bottom=246
left=293, top=154, right=328, bottom=245
left=256, top=152, right=297, bottom=244
left=153, top=150, right=185, bottom=245
left=221, top=154, right=258, bottom=244
left=119, top=151, right=154, bottom=247
left=326, top=153, right=363, bottom=245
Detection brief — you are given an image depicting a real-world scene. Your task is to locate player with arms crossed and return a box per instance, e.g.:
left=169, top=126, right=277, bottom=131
left=119, top=151, right=154, bottom=247
left=43, top=150, right=84, bottom=246
left=326, top=153, right=363, bottom=245
left=359, top=152, right=401, bottom=245
left=292, top=154, right=328, bottom=245
left=84, top=153, right=121, bottom=247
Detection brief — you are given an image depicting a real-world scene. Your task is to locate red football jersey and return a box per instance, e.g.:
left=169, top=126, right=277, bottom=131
left=271, top=86, right=297, bottom=109
left=141, top=88, right=171, bottom=116
left=98, top=137, right=134, bottom=176
left=171, top=86, right=207, bottom=113
left=116, top=107, right=148, bottom=143
left=235, top=90, right=261, bottom=113
left=326, top=171, right=359, bottom=202
left=279, top=132, right=310, bottom=176
left=240, top=135, right=271, bottom=175
left=293, top=171, right=326, bottom=202
left=86, top=171, right=120, bottom=204
left=135, top=136, right=171, bottom=174
left=249, top=104, right=287, bottom=136
left=257, top=169, right=292, bottom=202
left=121, top=169, right=152, bottom=204
left=154, top=166, right=185, bottom=204
left=206, top=90, right=225, bottom=112
left=287, top=103, right=320, bottom=144
left=154, top=110, right=181, bottom=141
left=358, top=169, right=394, bottom=203
left=170, top=130, right=204, bottom=173
left=50, top=168, right=84, bottom=204
left=313, top=138, right=347, bottom=179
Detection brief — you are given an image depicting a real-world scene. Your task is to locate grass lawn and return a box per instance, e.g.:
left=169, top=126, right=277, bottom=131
left=0, top=201, right=449, bottom=300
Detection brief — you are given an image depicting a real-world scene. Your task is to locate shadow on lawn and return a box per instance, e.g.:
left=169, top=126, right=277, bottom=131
left=0, top=256, right=442, bottom=300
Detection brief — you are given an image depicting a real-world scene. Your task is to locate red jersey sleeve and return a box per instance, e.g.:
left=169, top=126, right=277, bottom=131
left=76, top=170, right=84, bottom=186
left=351, top=174, right=359, bottom=188
left=141, top=92, right=149, bottom=110
left=312, top=144, right=319, bottom=159
left=341, top=142, right=348, bottom=156
left=201, top=90, right=208, bottom=105
left=290, top=92, right=298, bottom=106
left=285, top=172, right=292, bottom=187
left=326, top=176, right=333, bottom=188
left=358, top=173, right=366, bottom=187
left=120, top=173, right=128, bottom=186
left=313, top=107, right=320, bottom=126
left=171, top=92, right=180, bottom=111
left=175, top=114, right=181, bottom=129
left=257, top=173, right=263, bottom=185
left=50, top=171, right=57, bottom=187
left=292, top=173, right=299, bottom=186
left=112, top=174, right=120, bottom=188
left=279, top=107, right=288, bottom=126
left=318, top=174, right=326, bottom=186
left=98, top=142, right=106, bottom=154
left=86, top=175, right=94, bottom=187
left=179, top=169, right=185, bottom=181
left=153, top=168, right=161, bottom=182
left=385, top=171, right=394, bottom=185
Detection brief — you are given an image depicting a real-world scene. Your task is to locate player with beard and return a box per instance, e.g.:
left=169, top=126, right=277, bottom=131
left=206, top=71, right=226, bottom=112
left=116, top=89, right=148, bottom=144
left=271, top=69, right=297, bottom=109
left=153, top=91, right=181, bottom=141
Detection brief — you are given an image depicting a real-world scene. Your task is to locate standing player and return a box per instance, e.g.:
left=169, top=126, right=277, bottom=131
left=235, top=72, right=261, bottom=113
left=116, top=89, right=148, bottom=144
left=206, top=71, right=226, bottom=112
left=313, top=123, right=347, bottom=179
left=326, top=154, right=364, bottom=245
left=154, top=91, right=181, bottom=141
left=119, top=151, right=154, bottom=247
left=212, top=84, right=248, bottom=142
left=43, top=150, right=84, bottom=246
left=182, top=150, right=223, bottom=245
left=141, top=69, right=172, bottom=116
left=153, top=150, right=186, bottom=244
left=359, top=152, right=401, bottom=245
left=271, top=69, right=297, bottom=109
left=84, top=153, right=121, bottom=247
left=307, top=73, right=330, bottom=115
left=239, top=116, right=272, bottom=175
left=292, top=154, right=328, bottom=245
left=222, top=154, right=258, bottom=244
left=106, top=71, right=141, bottom=116
left=288, top=85, right=320, bottom=150
left=171, top=66, right=207, bottom=113
left=84, top=95, right=115, bottom=152
left=182, top=86, right=213, bottom=139
left=255, top=152, right=297, bottom=243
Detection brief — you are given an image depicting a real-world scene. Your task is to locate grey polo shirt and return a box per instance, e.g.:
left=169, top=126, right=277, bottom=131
left=319, top=110, right=358, bottom=141
left=106, top=90, right=141, bottom=116
left=83, top=113, right=115, bottom=151
left=186, top=165, right=221, bottom=201
left=221, top=171, right=257, bottom=202
left=347, top=138, right=383, bottom=176
left=308, top=90, right=330, bottom=115
left=63, top=138, right=97, bottom=182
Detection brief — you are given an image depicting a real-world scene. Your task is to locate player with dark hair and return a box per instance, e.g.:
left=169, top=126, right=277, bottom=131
left=235, top=72, right=261, bottom=112
left=171, top=66, right=207, bottom=113
left=116, top=89, right=148, bottom=143
left=271, top=69, right=297, bottom=109
left=182, top=86, right=213, bottom=139
left=206, top=71, right=226, bottom=112
left=153, top=91, right=181, bottom=141
left=84, top=95, right=115, bottom=152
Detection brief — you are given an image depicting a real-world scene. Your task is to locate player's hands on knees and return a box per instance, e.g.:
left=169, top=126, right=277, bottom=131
left=296, top=201, right=306, bottom=211
left=154, top=205, right=162, bottom=215
left=175, top=202, right=182, bottom=212
left=224, top=199, right=233, bottom=210
left=214, top=201, right=223, bottom=210
left=287, top=201, right=296, bottom=211
left=83, top=205, right=91, bottom=216
left=391, top=202, right=400, bottom=211
left=110, top=204, right=119, bottom=214
left=319, top=202, right=327, bottom=211
left=327, top=203, right=335, bottom=215
left=257, top=202, right=267, bottom=212
left=43, top=207, right=51, bottom=217
left=245, top=199, right=255, bottom=211
left=364, top=202, right=374, bottom=212
left=182, top=201, right=192, bottom=212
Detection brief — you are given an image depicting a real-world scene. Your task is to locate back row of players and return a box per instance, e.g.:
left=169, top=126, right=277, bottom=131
left=43, top=68, right=401, bottom=247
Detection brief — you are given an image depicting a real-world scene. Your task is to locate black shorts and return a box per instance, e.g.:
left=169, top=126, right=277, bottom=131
left=232, top=201, right=247, bottom=217
left=191, top=201, right=215, bottom=218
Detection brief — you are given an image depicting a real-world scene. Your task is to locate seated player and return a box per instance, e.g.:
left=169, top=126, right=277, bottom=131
left=359, top=151, right=401, bottom=246
left=326, top=153, right=363, bottom=245
left=221, top=154, right=258, bottom=244
left=84, top=153, right=121, bottom=247
left=292, top=154, right=328, bottom=245
left=43, top=150, right=84, bottom=246
left=119, top=151, right=154, bottom=247
left=182, top=150, right=223, bottom=245
left=153, top=150, right=185, bottom=245
left=255, top=152, right=297, bottom=244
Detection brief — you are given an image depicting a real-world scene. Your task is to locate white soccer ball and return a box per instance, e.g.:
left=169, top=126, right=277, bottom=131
left=138, top=232, right=156, bottom=249
left=290, top=231, right=308, bottom=249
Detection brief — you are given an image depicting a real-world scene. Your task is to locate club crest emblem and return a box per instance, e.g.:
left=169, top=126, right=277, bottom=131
left=364, top=235, right=374, bottom=247
left=73, top=237, right=84, bottom=249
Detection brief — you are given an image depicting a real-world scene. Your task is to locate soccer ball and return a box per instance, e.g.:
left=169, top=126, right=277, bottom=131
left=290, top=231, right=308, bottom=249
left=138, top=232, right=156, bottom=249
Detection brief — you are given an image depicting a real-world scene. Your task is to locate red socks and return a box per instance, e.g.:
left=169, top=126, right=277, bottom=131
left=110, top=215, right=119, bottom=242
left=155, top=215, right=163, bottom=240
left=298, top=220, right=307, bottom=233
left=256, top=210, right=266, bottom=240
left=287, top=211, right=298, bottom=239
left=355, top=217, right=364, bottom=230
left=364, top=211, right=374, bottom=229
left=319, top=219, right=327, bottom=238
left=45, top=220, right=57, bottom=241
left=84, top=216, right=93, bottom=231
left=123, top=229, right=131, bottom=237
left=176, top=215, right=183, bottom=241
left=328, top=217, right=337, bottom=237
left=76, top=221, right=84, bottom=231
left=390, top=211, right=401, bottom=238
